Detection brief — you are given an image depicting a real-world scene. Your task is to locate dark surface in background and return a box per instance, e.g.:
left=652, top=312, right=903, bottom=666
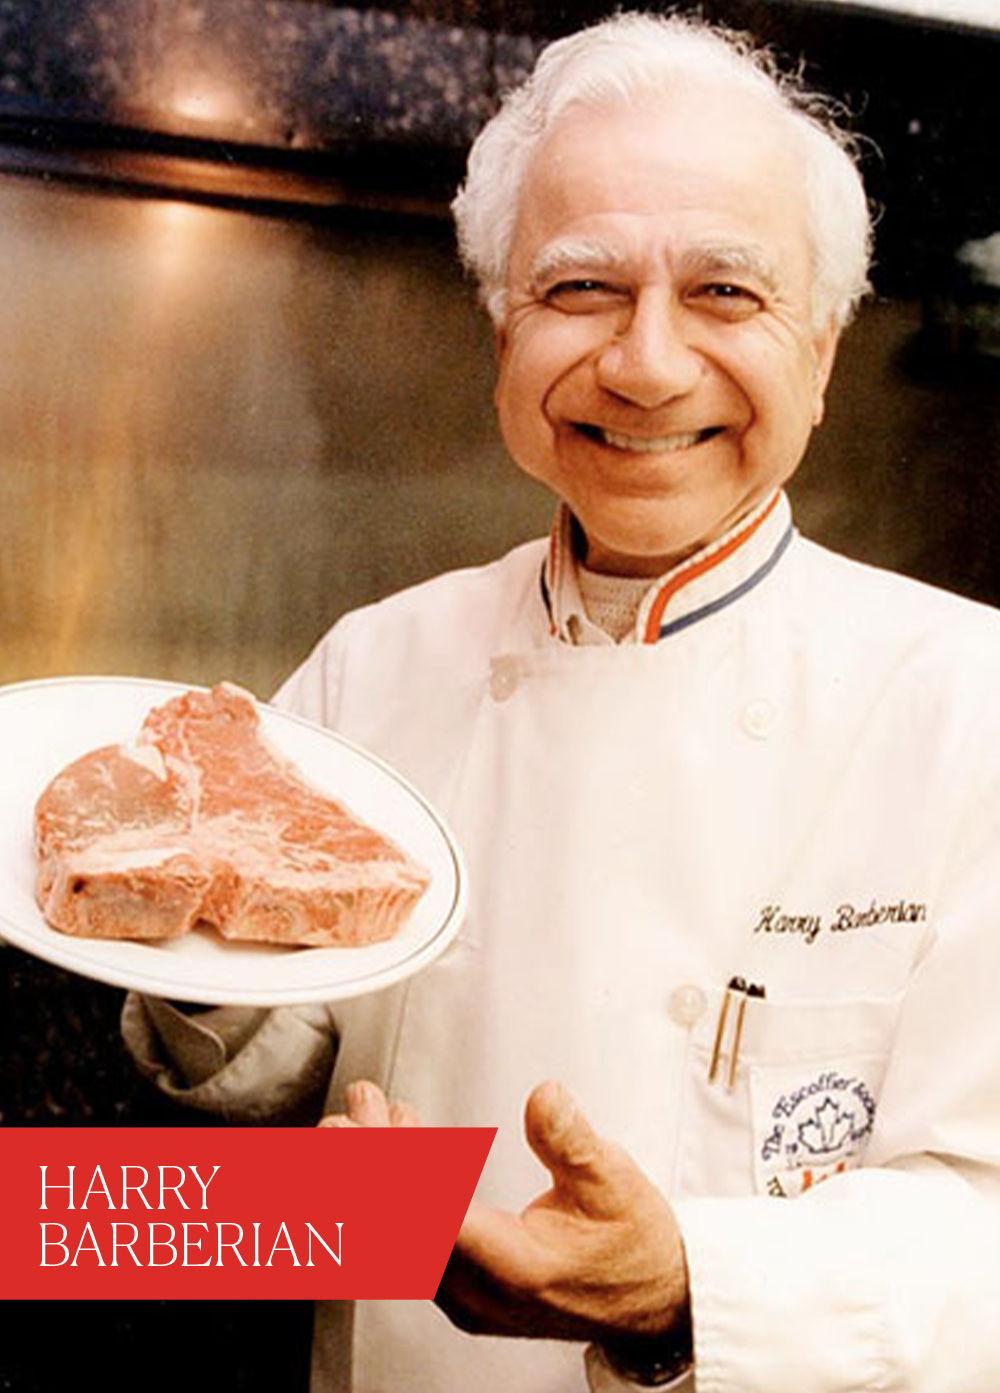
left=1, top=2, right=997, bottom=1389
left=0, top=1, right=997, bottom=296
left=522, top=0, right=1000, bottom=303
left=1, top=1295, right=313, bottom=1393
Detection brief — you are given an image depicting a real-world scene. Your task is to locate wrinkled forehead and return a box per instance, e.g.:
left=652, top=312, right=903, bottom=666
left=510, top=86, right=812, bottom=277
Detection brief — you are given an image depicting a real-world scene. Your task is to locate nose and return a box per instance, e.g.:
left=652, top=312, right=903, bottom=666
left=595, top=292, right=702, bottom=407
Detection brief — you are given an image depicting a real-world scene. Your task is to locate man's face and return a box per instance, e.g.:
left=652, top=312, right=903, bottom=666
left=494, top=91, right=840, bottom=576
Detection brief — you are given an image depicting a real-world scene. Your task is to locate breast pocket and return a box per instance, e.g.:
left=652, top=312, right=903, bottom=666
left=680, top=992, right=905, bottom=1199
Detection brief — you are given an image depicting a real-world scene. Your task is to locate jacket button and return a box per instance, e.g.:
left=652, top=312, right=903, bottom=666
left=489, top=655, right=521, bottom=702
left=741, top=698, right=776, bottom=739
left=668, top=983, right=707, bottom=1027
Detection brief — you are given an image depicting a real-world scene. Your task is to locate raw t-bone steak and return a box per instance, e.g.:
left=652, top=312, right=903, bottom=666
left=34, top=684, right=430, bottom=946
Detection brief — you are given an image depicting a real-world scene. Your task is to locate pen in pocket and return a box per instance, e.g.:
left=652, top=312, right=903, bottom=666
left=708, top=976, right=766, bottom=1089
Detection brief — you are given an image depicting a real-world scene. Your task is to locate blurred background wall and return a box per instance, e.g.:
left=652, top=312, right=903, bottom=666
left=0, top=2, right=997, bottom=1388
left=0, top=181, right=547, bottom=692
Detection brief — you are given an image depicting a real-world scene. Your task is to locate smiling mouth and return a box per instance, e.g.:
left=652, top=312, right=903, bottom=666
left=576, top=424, right=724, bottom=453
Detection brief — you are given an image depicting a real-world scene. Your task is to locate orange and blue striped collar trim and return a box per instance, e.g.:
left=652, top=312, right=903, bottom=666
left=540, top=491, right=794, bottom=645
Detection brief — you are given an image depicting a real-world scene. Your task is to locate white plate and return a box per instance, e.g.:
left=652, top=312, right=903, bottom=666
left=0, top=676, right=466, bottom=1005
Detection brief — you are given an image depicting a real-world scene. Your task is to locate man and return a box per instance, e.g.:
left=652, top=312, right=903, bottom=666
left=125, top=12, right=1000, bottom=1391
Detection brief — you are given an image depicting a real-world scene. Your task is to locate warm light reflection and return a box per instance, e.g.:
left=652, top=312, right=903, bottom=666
left=49, top=400, right=130, bottom=676
left=135, top=197, right=222, bottom=286
left=156, top=40, right=247, bottom=132
left=167, top=79, right=246, bottom=129
left=24, top=190, right=242, bottom=675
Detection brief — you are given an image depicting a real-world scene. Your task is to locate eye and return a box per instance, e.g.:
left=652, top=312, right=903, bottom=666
left=542, top=279, right=629, bottom=313
left=691, top=282, right=764, bottom=320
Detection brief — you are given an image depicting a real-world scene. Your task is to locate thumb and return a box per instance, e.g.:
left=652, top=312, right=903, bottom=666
left=524, top=1080, right=609, bottom=1193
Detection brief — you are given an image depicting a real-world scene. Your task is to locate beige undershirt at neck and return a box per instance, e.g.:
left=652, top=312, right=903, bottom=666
left=576, top=565, right=653, bottom=643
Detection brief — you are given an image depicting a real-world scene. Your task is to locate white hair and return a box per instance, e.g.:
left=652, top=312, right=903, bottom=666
left=452, top=11, right=873, bottom=332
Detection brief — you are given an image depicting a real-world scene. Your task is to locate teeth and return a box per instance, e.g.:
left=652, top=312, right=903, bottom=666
left=600, top=428, right=707, bottom=453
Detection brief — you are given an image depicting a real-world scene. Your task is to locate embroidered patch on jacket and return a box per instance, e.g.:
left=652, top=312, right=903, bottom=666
left=751, top=1064, right=880, bottom=1198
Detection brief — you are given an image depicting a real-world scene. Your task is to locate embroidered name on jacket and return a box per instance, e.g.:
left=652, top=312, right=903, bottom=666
left=753, top=899, right=928, bottom=945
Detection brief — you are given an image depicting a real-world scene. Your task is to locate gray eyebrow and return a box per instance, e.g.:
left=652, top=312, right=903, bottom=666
left=526, top=237, right=781, bottom=298
left=683, top=244, right=779, bottom=294
left=527, top=238, right=630, bottom=291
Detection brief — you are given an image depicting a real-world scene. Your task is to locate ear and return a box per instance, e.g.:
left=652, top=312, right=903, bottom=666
left=810, top=318, right=841, bottom=427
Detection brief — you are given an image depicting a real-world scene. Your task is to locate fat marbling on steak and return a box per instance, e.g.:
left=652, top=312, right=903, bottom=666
left=34, top=684, right=430, bottom=946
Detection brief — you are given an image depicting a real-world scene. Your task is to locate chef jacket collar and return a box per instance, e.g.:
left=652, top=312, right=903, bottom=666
left=541, top=490, right=794, bottom=646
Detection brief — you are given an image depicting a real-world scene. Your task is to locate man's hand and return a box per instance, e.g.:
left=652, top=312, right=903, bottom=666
left=439, top=1080, right=690, bottom=1349
left=322, top=1078, right=690, bottom=1350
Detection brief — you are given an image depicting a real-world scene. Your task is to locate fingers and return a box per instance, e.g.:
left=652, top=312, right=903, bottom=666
left=455, top=1198, right=547, bottom=1288
left=317, top=1081, right=422, bottom=1129
left=346, top=1080, right=392, bottom=1125
left=525, top=1080, right=603, bottom=1175
left=525, top=1081, right=638, bottom=1221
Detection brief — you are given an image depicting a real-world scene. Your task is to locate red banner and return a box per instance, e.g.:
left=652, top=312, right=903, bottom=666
left=0, top=1127, right=495, bottom=1299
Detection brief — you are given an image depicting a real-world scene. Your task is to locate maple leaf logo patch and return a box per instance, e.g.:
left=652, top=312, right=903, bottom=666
left=797, top=1097, right=855, bottom=1154
left=757, top=1068, right=879, bottom=1196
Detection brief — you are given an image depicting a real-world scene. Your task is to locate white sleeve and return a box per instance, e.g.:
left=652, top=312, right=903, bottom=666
left=676, top=1166, right=1000, bottom=1392
left=674, top=778, right=1000, bottom=1393
left=121, top=994, right=339, bottom=1122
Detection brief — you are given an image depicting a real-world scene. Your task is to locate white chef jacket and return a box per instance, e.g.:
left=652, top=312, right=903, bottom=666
left=124, top=490, right=1000, bottom=1393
